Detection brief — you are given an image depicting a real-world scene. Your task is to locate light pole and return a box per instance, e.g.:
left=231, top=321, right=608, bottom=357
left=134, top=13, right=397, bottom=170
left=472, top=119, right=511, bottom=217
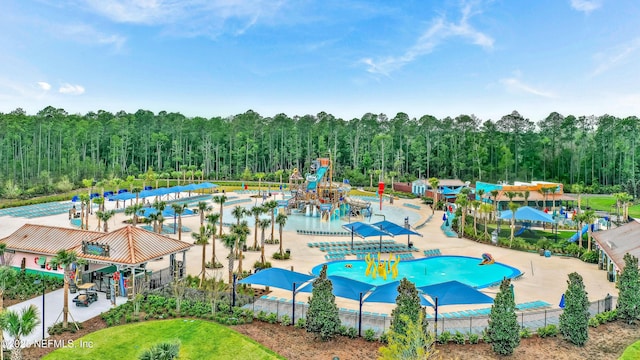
left=33, top=279, right=45, bottom=341
left=374, top=214, right=386, bottom=252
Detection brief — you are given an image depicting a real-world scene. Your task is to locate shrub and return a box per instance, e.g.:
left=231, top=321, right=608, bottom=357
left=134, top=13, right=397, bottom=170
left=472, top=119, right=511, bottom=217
left=364, top=328, right=377, bottom=342
left=559, top=272, right=590, bottom=346
left=453, top=331, right=466, bottom=344
left=468, top=333, right=480, bottom=344
left=580, top=250, right=598, bottom=263
left=305, top=265, right=341, bottom=341
left=437, top=331, right=451, bottom=344
left=272, top=252, right=290, bottom=260
left=379, top=332, right=389, bottom=344
left=390, top=278, right=425, bottom=336
left=346, top=327, right=358, bottom=339
left=519, top=328, right=532, bottom=338
left=256, top=311, right=268, bottom=322
left=266, top=313, right=278, bottom=324
left=588, top=317, right=600, bottom=328
left=280, top=314, right=291, bottom=326
left=294, top=318, right=306, bottom=329
left=253, top=261, right=272, bottom=270
left=487, top=278, right=520, bottom=355
left=617, top=253, right=640, bottom=325
left=537, top=324, right=558, bottom=338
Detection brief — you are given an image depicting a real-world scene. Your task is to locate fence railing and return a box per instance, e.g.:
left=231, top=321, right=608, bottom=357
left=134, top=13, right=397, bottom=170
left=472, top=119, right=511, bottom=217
left=244, top=296, right=617, bottom=337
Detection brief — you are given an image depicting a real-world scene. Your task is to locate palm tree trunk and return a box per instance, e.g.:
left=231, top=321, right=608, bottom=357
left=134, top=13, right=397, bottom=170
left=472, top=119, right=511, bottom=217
left=228, top=249, right=234, bottom=284
left=200, top=242, right=206, bottom=287
left=178, top=216, right=183, bottom=241
left=63, top=267, right=69, bottom=328
left=260, top=229, right=266, bottom=264
left=238, top=249, right=243, bottom=275
left=509, top=218, right=515, bottom=247
left=279, top=227, right=284, bottom=255
left=210, top=235, right=216, bottom=270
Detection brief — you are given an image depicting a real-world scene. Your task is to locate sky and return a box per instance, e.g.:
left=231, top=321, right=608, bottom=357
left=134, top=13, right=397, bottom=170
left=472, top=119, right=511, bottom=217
left=1, top=0, right=640, bottom=122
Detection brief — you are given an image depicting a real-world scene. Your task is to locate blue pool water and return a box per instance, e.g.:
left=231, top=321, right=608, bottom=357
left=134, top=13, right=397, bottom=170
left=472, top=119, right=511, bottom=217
left=311, top=256, right=522, bottom=289
left=222, top=200, right=421, bottom=231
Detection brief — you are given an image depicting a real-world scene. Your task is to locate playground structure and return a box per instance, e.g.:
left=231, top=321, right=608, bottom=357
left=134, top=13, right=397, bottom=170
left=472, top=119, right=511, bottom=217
left=364, top=253, right=400, bottom=280
left=479, top=253, right=495, bottom=265
left=287, top=157, right=371, bottom=221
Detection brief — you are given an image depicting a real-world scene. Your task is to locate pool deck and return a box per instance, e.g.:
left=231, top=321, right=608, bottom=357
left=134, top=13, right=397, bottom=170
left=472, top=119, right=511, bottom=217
left=0, top=191, right=617, bottom=317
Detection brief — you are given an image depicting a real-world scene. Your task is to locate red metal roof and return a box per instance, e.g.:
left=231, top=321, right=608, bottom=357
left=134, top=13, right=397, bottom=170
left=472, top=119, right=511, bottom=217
left=0, top=224, right=193, bottom=265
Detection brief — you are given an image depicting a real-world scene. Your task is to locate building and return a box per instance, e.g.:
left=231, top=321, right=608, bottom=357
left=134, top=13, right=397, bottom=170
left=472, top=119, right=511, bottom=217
left=0, top=224, right=193, bottom=297
left=592, top=221, right=640, bottom=282
left=475, top=181, right=574, bottom=211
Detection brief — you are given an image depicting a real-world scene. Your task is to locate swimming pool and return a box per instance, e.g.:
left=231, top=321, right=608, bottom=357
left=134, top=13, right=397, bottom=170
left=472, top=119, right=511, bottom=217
left=222, top=200, right=421, bottom=231
left=312, top=256, right=522, bottom=289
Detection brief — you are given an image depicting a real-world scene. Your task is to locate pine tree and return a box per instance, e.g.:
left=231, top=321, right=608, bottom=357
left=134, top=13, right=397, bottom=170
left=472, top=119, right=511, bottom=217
left=559, top=272, right=590, bottom=346
left=379, top=312, right=438, bottom=360
left=305, top=265, right=341, bottom=341
left=391, top=278, right=426, bottom=335
left=487, top=278, right=520, bottom=355
left=617, top=253, right=640, bottom=324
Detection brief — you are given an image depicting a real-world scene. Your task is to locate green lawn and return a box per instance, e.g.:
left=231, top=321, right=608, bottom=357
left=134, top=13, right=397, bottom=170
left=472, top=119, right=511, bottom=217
left=582, top=195, right=640, bottom=218
left=620, top=340, right=640, bottom=360
left=43, top=319, right=285, bottom=360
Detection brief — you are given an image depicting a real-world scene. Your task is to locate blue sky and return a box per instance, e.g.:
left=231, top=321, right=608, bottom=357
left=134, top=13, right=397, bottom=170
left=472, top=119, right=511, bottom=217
left=1, top=0, right=639, bottom=122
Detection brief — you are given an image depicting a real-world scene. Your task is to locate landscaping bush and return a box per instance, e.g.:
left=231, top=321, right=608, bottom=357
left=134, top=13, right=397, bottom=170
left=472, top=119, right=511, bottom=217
left=581, top=250, right=598, bottom=263
left=588, top=317, right=600, bottom=328
left=437, top=330, right=451, bottom=344
left=294, top=318, right=306, bottom=329
left=253, top=261, right=272, bottom=270
left=453, top=331, right=466, bottom=344
left=379, top=332, right=389, bottom=344
left=48, top=322, right=83, bottom=336
left=364, top=328, right=377, bottom=342
left=280, top=314, right=291, bottom=326
left=468, top=333, right=480, bottom=344
left=272, top=251, right=290, bottom=260
left=520, top=328, right=532, bottom=338
left=537, top=324, right=558, bottom=338
left=559, top=272, right=590, bottom=346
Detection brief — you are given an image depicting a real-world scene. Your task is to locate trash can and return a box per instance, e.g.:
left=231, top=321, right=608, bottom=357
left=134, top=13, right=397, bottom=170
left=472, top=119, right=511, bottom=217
left=286, top=249, right=291, bottom=255
left=604, top=294, right=612, bottom=311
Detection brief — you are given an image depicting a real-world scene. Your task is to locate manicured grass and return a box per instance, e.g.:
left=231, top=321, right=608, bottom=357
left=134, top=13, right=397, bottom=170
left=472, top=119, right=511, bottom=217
left=620, top=340, right=640, bottom=360
left=583, top=195, right=640, bottom=218
left=43, top=319, right=285, bottom=360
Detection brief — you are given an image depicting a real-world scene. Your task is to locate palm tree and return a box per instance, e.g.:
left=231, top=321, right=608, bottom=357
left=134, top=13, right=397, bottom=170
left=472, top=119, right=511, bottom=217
left=0, top=304, right=40, bottom=360
left=78, top=194, right=90, bottom=230
left=490, top=189, right=499, bottom=217
left=110, top=177, right=124, bottom=208
left=276, top=212, right=288, bottom=256
left=147, top=212, right=160, bottom=233
left=470, top=200, right=481, bottom=237
left=574, top=212, right=586, bottom=249
left=196, top=201, right=212, bottom=228
left=255, top=172, right=266, bottom=196
left=231, top=221, right=250, bottom=275
left=172, top=203, right=187, bottom=241
left=51, top=249, right=78, bottom=329
left=212, top=195, right=228, bottom=239
left=82, top=178, right=93, bottom=230
left=571, top=184, right=584, bottom=215
left=93, top=197, right=104, bottom=229
left=192, top=226, right=209, bottom=287
left=479, top=203, right=493, bottom=240
left=205, top=213, right=221, bottom=270
left=263, top=200, right=278, bottom=241
left=549, top=186, right=558, bottom=213
left=508, top=201, right=520, bottom=248
left=157, top=214, right=165, bottom=234
left=231, top=206, right=247, bottom=257
left=428, top=177, right=439, bottom=214
left=455, top=192, right=469, bottom=238
left=132, top=187, right=142, bottom=205
left=96, top=210, right=115, bottom=232
left=250, top=206, right=265, bottom=249
left=153, top=201, right=167, bottom=233
left=125, top=202, right=144, bottom=226
left=139, top=341, right=180, bottom=360
left=523, top=190, right=530, bottom=207
left=258, top=218, right=271, bottom=264
left=221, top=234, right=237, bottom=284
left=539, top=187, right=551, bottom=209
left=582, top=209, right=597, bottom=251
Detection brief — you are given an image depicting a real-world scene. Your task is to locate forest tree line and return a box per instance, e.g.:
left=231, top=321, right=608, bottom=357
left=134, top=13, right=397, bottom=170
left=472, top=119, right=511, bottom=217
left=0, top=106, right=638, bottom=198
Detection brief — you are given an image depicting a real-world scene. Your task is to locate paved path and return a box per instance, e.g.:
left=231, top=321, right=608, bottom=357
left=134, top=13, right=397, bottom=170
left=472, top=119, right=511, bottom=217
left=4, top=288, right=128, bottom=349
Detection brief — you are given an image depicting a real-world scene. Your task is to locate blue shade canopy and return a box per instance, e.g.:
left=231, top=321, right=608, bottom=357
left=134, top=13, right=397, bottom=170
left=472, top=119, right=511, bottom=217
left=182, top=183, right=200, bottom=191
left=342, top=222, right=389, bottom=238
left=298, top=275, right=375, bottom=302
left=499, top=206, right=556, bottom=223
left=364, top=281, right=433, bottom=306
left=419, top=281, right=494, bottom=306
left=137, top=206, right=195, bottom=217
left=371, top=220, right=422, bottom=237
left=237, top=268, right=315, bottom=291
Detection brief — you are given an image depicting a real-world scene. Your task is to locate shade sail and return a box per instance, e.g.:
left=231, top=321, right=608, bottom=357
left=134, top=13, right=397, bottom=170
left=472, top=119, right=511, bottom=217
left=237, top=268, right=315, bottom=291
left=499, top=206, right=556, bottom=223
left=342, top=222, right=389, bottom=238
left=371, top=220, right=422, bottom=237
left=364, top=281, right=433, bottom=306
left=137, top=206, right=195, bottom=218
left=419, top=281, right=494, bottom=306
left=298, top=275, right=375, bottom=302
left=109, top=192, right=137, bottom=201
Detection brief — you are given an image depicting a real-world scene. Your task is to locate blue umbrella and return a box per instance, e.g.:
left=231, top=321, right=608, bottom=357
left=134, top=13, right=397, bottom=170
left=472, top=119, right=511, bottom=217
left=559, top=293, right=565, bottom=309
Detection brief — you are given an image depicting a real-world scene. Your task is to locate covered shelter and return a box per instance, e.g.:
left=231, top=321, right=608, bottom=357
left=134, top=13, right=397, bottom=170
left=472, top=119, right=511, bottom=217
left=342, top=222, right=389, bottom=251
left=498, top=206, right=556, bottom=223
left=419, top=280, right=494, bottom=329
left=592, top=221, right=640, bottom=282
left=371, top=220, right=422, bottom=248
left=364, top=281, right=433, bottom=307
left=0, top=224, right=193, bottom=298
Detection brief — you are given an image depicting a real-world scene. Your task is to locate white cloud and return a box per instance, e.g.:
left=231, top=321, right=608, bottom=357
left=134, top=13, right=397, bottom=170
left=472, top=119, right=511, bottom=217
left=37, top=82, right=51, bottom=91
left=54, top=23, right=126, bottom=51
left=570, top=0, right=602, bottom=13
left=500, top=77, right=554, bottom=98
left=362, top=3, right=494, bottom=75
left=59, top=83, right=85, bottom=95
left=591, top=37, right=640, bottom=76
left=81, top=0, right=287, bottom=37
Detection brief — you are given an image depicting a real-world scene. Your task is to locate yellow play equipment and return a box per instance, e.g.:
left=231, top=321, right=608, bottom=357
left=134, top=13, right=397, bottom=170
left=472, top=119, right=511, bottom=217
left=364, top=253, right=399, bottom=280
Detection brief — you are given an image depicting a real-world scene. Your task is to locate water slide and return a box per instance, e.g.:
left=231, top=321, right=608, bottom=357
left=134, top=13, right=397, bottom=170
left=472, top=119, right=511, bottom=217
left=307, top=166, right=328, bottom=190
left=344, top=196, right=371, bottom=210
left=568, top=224, right=590, bottom=243
left=514, top=223, right=531, bottom=236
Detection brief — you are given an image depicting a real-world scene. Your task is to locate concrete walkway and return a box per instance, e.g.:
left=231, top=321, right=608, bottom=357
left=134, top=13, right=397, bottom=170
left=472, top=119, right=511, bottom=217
left=4, top=288, right=128, bottom=348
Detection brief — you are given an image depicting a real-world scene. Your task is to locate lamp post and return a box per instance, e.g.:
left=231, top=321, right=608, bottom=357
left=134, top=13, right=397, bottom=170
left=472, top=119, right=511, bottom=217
left=33, top=279, right=45, bottom=341
left=374, top=214, right=385, bottom=252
